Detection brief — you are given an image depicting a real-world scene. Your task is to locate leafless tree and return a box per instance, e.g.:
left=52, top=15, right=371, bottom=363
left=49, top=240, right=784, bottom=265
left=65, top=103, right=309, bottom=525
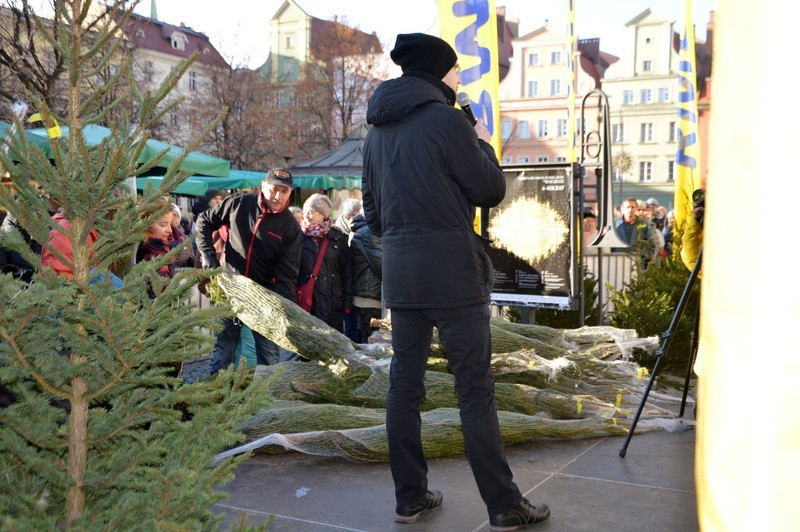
left=292, top=17, right=384, bottom=150
left=183, top=66, right=307, bottom=170
left=0, top=0, right=133, bottom=123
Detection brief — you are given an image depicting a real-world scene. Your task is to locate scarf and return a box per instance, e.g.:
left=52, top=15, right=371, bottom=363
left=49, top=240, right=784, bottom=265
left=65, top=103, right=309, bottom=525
left=140, top=236, right=176, bottom=280
left=304, top=218, right=332, bottom=239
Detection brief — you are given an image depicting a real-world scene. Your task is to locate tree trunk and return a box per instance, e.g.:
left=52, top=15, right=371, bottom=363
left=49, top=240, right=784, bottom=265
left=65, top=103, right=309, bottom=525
left=66, top=377, right=88, bottom=526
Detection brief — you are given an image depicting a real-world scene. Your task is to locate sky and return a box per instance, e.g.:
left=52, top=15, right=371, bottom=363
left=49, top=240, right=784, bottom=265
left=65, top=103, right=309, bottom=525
left=134, top=0, right=717, bottom=68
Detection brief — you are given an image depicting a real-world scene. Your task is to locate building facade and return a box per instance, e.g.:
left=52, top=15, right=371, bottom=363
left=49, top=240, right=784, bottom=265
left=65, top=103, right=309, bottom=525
left=498, top=27, right=617, bottom=167
left=123, top=11, right=231, bottom=145
left=601, top=8, right=712, bottom=207
left=498, top=7, right=713, bottom=210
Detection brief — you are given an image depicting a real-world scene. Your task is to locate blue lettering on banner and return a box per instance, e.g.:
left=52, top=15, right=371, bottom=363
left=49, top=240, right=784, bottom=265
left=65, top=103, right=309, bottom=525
left=676, top=33, right=697, bottom=168
left=452, top=0, right=494, bottom=135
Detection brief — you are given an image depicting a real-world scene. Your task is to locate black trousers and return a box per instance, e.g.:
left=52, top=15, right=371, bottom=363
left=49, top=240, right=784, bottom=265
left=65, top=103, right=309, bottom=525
left=387, top=304, right=522, bottom=514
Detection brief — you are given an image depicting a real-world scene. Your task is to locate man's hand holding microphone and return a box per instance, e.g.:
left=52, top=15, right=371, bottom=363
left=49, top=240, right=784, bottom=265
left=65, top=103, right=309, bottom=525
left=457, top=92, right=492, bottom=144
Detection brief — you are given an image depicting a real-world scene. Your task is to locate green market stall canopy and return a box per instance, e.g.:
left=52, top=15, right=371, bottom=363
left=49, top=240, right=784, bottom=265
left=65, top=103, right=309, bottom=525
left=135, top=171, right=361, bottom=195
left=136, top=169, right=266, bottom=196
left=1, top=122, right=230, bottom=177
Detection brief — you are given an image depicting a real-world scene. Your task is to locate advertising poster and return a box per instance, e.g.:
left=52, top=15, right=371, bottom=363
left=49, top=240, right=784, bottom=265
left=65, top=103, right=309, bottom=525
left=482, top=164, right=577, bottom=309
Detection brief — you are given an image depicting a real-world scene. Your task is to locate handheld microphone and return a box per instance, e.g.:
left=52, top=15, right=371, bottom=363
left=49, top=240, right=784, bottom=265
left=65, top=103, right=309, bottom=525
left=456, top=92, right=477, bottom=126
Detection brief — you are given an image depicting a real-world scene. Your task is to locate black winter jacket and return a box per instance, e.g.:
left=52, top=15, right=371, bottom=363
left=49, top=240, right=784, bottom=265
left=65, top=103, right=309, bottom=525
left=298, top=228, right=353, bottom=330
left=196, top=193, right=302, bottom=301
left=362, top=73, right=506, bottom=309
left=349, top=214, right=382, bottom=301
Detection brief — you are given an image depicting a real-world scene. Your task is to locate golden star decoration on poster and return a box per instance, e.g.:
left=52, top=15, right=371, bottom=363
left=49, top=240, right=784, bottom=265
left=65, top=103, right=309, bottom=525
left=488, top=196, right=568, bottom=263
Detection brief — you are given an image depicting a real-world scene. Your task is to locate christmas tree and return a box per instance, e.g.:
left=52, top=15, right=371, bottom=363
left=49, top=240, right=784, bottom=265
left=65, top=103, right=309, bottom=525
left=0, top=1, right=271, bottom=527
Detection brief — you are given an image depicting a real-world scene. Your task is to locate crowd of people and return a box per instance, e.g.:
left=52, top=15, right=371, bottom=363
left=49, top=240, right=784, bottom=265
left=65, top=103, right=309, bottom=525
left=188, top=171, right=384, bottom=372
left=0, top=170, right=384, bottom=377
left=582, top=196, right=676, bottom=265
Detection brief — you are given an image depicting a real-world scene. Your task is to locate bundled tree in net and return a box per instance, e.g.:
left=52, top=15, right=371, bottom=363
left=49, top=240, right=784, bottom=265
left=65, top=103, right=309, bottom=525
left=0, top=1, right=271, bottom=528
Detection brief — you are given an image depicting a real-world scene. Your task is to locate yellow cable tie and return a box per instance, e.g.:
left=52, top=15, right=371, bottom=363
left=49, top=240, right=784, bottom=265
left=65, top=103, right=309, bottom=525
left=576, top=397, right=582, bottom=414
left=27, top=112, right=62, bottom=139
left=611, top=417, right=618, bottom=425
left=637, top=367, right=649, bottom=380
left=616, top=388, right=624, bottom=408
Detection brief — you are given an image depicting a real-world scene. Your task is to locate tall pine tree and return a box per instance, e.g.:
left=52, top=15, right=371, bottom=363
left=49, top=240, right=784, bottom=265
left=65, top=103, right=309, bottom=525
left=0, top=1, right=271, bottom=528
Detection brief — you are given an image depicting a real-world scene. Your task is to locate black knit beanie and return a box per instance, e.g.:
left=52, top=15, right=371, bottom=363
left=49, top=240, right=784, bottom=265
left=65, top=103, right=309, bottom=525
left=390, top=33, right=458, bottom=79
left=204, top=188, right=222, bottom=202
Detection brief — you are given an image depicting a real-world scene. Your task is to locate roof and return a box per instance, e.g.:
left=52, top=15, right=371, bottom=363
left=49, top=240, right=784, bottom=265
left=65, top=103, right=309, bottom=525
left=578, top=38, right=618, bottom=80
left=290, top=122, right=369, bottom=188
left=123, top=13, right=230, bottom=69
left=292, top=122, right=369, bottom=174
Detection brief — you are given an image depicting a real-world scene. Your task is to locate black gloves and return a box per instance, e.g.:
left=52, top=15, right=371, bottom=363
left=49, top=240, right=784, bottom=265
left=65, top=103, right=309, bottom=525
left=200, top=253, right=220, bottom=269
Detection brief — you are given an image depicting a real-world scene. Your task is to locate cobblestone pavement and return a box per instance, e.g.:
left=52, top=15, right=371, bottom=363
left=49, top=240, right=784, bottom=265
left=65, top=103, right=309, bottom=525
left=180, top=355, right=212, bottom=383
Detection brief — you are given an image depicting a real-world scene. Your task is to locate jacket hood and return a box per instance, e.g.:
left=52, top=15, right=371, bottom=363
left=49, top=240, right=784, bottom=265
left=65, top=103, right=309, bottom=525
left=367, top=74, right=453, bottom=126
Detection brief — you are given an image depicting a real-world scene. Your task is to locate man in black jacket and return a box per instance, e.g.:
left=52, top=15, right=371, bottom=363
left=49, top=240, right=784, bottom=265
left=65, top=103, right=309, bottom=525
left=362, top=34, right=550, bottom=529
left=349, top=210, right=382, bottom=343
left=196, top=169, right=302, bottom=373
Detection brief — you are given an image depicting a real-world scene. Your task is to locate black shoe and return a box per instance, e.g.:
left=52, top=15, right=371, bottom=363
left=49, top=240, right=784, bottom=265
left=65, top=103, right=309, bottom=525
left=395, top=490, right=443, bottom=523
left=489, top=498, right=550, bottom=530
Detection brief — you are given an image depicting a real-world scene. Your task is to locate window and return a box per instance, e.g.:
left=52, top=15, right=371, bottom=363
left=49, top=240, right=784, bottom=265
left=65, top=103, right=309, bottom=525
left=501, top=119, right=513, bottom=141
left=537, top=155, right=549, bottom=163
left=537, top=119, right=548, bottom=138
left=528, top=53, right=539, bottom=66
left=501, top=155, right=513, bottom=164
left=642, top=60, right=652, bottom=71
left=639, top=161, right=653, bottom=182
left=645, top=37, right=651, bottom=44
left=170, top=32, right=187, bottom=51
left=668, top=160, right=676, bottom=182
left=557, top=119, right=567, bottom=138
left=275, top=91, right=285, bottom=108
left=612, top=123, right=625, bottom=143
left=669, top=121, right=678, bottom=142
left=658, top=87, right=671, bottom=103
left=518, top=120, right=531, bottom=140
left=613, top=168, right=623, bottom=182
left=527, top=80, right=538, bottom=97
left=551, top=50, right=562, bottom=64
left=285, top=61, right=293, bottom=76
left=640, top=89, right=652, bottom=104
left=188, top=71, right=197, bottom=91
left=623, top=90, right=634, bottom=105
left=518, top=155, right=531, bottom=164
left=550, top=79, right=561, bottom=96
left=286, top=34, right=294, bottom=49
left=169, top=113, right=179, bottom=127
left=640, top=122, right=653, bottom=142
left=144, top=60, right=154, bottom=83
left=576, top=117, right=586, bottom=135
left=556, top=156, right=566, bottom=163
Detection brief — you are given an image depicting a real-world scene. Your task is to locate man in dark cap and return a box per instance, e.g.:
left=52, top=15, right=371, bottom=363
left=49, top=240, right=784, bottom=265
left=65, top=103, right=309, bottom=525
left=196, top=169, right=302, bottom=373
left=191, top=188, right=224, bottom=222
left=362, top=33, right=550, bottom=529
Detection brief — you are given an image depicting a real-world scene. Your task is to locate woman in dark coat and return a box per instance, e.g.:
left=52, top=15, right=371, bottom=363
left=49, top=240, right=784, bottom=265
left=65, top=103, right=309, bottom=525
left=297, top=193, right=352, bottom=332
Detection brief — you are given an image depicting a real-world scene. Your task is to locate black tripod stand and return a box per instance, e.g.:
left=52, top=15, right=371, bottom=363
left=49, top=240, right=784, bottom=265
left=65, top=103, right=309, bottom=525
left=619, top=248, right=702, bottom=457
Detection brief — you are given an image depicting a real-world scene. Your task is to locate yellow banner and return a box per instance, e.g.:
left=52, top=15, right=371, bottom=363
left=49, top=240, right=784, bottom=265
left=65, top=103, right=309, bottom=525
left=566, top=0, right=577, bottom=163
left=674, top=0, right=700, bottom=229
left=438, top=0, right=501, bottom=157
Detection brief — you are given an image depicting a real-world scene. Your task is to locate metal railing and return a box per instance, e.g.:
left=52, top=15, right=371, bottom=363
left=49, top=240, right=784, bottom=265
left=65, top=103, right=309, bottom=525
left=584, top=251, right=636, bottom=319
